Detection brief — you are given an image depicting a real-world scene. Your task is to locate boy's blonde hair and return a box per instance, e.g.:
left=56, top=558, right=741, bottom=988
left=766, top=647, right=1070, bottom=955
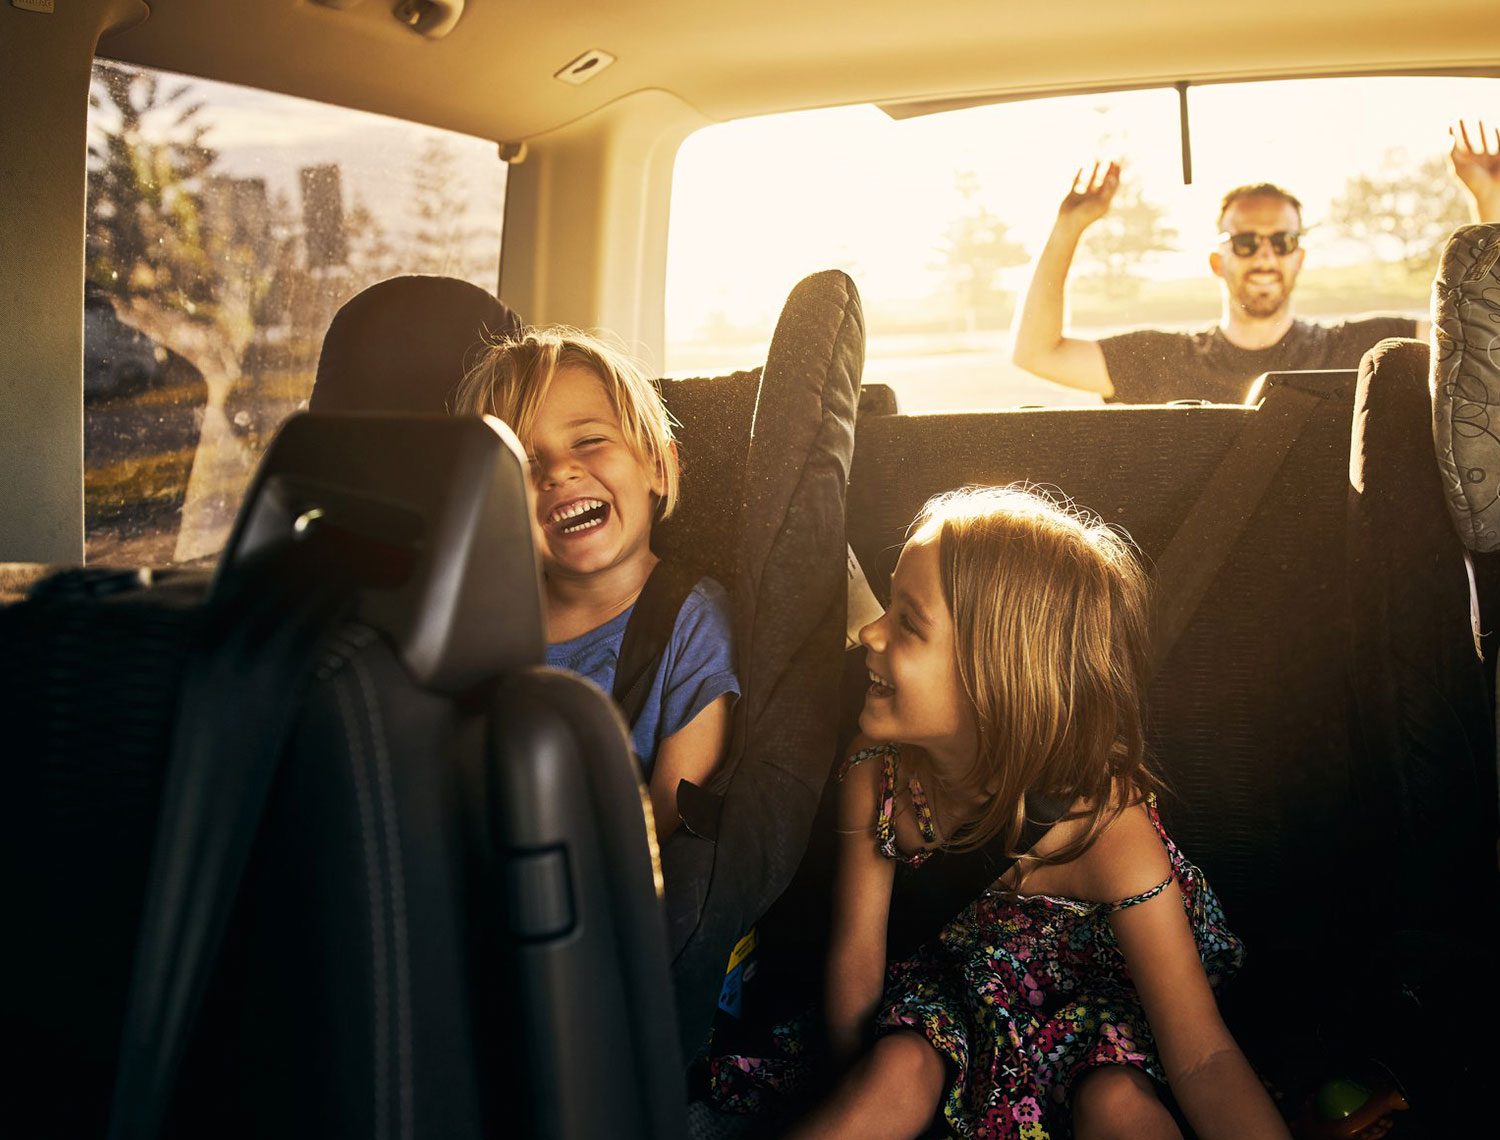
left=452, top=326, right=681, bottom=518
left=910, top=484, right=1158, bottom=872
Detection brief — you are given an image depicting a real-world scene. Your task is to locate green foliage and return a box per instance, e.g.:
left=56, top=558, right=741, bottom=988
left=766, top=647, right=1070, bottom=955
left=405, top=137, right=494, bottom=285
left=1329, top=150, right=1471, bottom=280
left=86, top=61, right=219, bottom=315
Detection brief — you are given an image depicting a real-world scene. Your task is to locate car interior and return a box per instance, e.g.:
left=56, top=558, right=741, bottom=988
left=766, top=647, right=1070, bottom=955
left=3, top=2, right=1500, bottom=1138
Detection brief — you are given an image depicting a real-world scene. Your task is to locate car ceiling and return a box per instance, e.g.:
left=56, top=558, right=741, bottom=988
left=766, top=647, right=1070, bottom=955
left=96, top=0, right=1500, bottom=144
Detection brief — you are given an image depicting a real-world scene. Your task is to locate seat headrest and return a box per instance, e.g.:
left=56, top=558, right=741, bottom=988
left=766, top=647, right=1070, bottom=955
left=1432, top=222, right=1500, bottom=551
left=217, top=412, right=544, bottom=693
left=310, top=275, right=524, bottom=416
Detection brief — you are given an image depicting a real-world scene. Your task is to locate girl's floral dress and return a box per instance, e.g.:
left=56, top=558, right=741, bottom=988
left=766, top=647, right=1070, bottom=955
left=711, top=743, right=1245, bottom=1138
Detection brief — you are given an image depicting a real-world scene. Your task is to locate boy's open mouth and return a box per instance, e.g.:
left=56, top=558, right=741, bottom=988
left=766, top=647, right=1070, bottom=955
left=868, top=668, right=895, bottom=698
left=548, top=497, right=610, bottom=536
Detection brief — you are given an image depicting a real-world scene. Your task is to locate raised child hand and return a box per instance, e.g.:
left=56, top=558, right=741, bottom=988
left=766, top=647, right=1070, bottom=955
left=1058, top=161, right=1121, bottom=230
left=1449, top=120, right=1500, bottom=221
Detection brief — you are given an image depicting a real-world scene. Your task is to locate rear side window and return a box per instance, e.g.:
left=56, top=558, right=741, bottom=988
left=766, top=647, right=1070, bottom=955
left=84, top=60, right=507, bottom=565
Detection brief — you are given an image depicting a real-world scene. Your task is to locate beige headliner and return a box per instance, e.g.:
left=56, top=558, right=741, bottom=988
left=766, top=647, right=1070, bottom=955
left=104, top=0, right=1500, bottom=143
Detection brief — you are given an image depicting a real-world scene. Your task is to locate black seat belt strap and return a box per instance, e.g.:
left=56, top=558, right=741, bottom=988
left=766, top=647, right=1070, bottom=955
left=1150, top=382, right=1327, bottom=673
left=612, top=558, right=700, bottom=728
left=613, top=558, right=726, bottom=838
left=107, top=544, right=354, bottom=1140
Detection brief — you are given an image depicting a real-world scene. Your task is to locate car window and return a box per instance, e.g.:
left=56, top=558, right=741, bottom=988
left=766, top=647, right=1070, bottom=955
left=84, top=60, right=507, bottom=566
left=664, top=75, right=1500, bottom=410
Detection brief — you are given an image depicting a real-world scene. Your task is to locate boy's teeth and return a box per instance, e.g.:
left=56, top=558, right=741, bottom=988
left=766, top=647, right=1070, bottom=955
left=549, top=498, right=606, bottom=525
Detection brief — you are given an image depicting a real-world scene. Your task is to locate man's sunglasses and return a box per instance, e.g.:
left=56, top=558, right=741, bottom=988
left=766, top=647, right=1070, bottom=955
left=1218, top=230, right=1302, bottom=257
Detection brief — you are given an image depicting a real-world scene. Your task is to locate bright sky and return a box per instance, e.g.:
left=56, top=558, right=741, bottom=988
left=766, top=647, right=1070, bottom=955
left=664, top=75, right=1500, bottom=341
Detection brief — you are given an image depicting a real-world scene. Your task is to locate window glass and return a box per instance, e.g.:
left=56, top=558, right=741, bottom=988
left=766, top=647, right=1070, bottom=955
left=85, top=60, right=507, bottom=565
left=664, top=76, right=1500, bottom=410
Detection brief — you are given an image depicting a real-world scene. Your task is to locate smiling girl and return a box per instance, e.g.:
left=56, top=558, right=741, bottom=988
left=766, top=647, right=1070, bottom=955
left=454, top=327, right=738, bottom=841
left=789, top=485, right=1287, bottom=1140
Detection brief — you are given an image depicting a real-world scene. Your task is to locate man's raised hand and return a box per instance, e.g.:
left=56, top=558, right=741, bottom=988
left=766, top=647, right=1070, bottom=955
left=1058, top=160, right=1122, bottom=230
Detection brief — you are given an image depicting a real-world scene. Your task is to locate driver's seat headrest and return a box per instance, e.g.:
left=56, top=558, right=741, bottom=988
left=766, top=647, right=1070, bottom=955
left=310, top=275, right=524, bottom=416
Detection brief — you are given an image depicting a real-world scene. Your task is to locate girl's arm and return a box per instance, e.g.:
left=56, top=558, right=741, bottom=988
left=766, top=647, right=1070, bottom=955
left=1099, top=814, right=1290, bottom=1139
left=824, top=751, right=897, bottom=1067
left=649, top=692, right=732, bottom=843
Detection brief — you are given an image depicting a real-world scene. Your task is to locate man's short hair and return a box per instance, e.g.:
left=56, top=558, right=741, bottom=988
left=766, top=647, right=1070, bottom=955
left=1217, top=183, right=1303, bottom=229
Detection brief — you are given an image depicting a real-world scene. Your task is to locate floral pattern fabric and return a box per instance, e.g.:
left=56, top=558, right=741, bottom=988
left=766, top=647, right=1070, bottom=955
left=870, top=753, right=1244, bottom=1137
left=712, top=743, right=1245, bottom=1138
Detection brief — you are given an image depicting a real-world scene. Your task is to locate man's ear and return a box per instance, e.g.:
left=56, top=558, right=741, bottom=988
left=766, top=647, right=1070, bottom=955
left=1209, top=249, right=1226, bottom=279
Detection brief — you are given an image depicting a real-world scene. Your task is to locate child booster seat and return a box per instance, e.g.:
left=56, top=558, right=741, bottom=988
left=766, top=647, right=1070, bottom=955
left=651, top=270, right=864, bottom=1059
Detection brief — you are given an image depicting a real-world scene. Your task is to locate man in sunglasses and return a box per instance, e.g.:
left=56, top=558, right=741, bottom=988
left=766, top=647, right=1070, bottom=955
left=1011, top=123, right=1500, bottom=403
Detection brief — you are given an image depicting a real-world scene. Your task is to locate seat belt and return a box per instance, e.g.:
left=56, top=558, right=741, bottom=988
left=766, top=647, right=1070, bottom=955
left=612, top=559, right=727, bottom=838
left=1149, top=381, right=1328, bottom=674
left=612, top=557, right=701, bottom=728
left=107, top=541, right=355, bottom=1140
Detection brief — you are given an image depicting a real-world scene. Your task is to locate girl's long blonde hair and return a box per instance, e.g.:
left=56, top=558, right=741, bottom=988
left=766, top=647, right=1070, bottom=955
left=452, top=326, right=681, bottom=518
left=911, top=484, right=1158, bottom=870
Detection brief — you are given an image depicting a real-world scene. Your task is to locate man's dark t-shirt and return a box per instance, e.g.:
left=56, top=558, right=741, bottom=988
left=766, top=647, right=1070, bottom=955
left=1098, top=316, right=1418, bottom=404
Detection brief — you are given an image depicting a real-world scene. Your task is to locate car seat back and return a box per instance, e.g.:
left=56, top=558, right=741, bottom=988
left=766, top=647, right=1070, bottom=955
left=1348, top=338, right=1496, bottom=927
left=2, top=413, right=685, bottom=1138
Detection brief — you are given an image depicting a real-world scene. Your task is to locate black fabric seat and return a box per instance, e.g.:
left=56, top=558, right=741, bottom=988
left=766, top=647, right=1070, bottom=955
left=309, top=274, right=523, bottom=415
left=2, top=412, right=686, bottom=1139
left=653, top=270, right=864, bottom=1059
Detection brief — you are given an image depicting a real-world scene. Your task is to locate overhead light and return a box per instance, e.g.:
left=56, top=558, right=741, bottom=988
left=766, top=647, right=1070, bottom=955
left=554, top=49, right=616, bottom=86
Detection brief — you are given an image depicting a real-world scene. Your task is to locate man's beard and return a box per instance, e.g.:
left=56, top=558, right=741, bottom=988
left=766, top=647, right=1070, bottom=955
left=1234, top=274, right=1288, bottom=318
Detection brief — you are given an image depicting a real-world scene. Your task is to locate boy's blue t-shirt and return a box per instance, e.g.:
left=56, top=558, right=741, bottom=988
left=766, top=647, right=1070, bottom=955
left=544, top=577, right=739, bottom=774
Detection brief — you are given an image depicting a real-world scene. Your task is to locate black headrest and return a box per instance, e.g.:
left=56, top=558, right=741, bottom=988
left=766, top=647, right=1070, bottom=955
left=1432, top=222, right=1500, bottom=551
left=309, top=275, right=524, bottom=415
left=217, top=412, right=544, bottom=692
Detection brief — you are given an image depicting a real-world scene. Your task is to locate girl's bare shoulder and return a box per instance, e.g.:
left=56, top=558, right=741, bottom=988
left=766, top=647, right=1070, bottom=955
left=1072, top=797, right=1172, bottom=903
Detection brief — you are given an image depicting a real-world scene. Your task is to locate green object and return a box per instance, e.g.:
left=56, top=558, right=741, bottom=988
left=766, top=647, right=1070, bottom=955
left=1315, top=1078, right=1372, bottom=1120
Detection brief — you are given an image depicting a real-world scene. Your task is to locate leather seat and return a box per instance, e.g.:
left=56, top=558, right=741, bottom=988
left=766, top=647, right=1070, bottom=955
left=3, top=411, right=686, bottom=1138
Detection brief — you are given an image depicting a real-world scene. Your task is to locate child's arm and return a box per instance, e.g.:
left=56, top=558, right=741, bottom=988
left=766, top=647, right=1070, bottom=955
left=649, top=692, right=732, bottom=842
left=646, top=579, right=738, bottom=843
left=824, top=749, right=897, bottom=1067
left=1098, top=813, right=1291, bottom=1139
